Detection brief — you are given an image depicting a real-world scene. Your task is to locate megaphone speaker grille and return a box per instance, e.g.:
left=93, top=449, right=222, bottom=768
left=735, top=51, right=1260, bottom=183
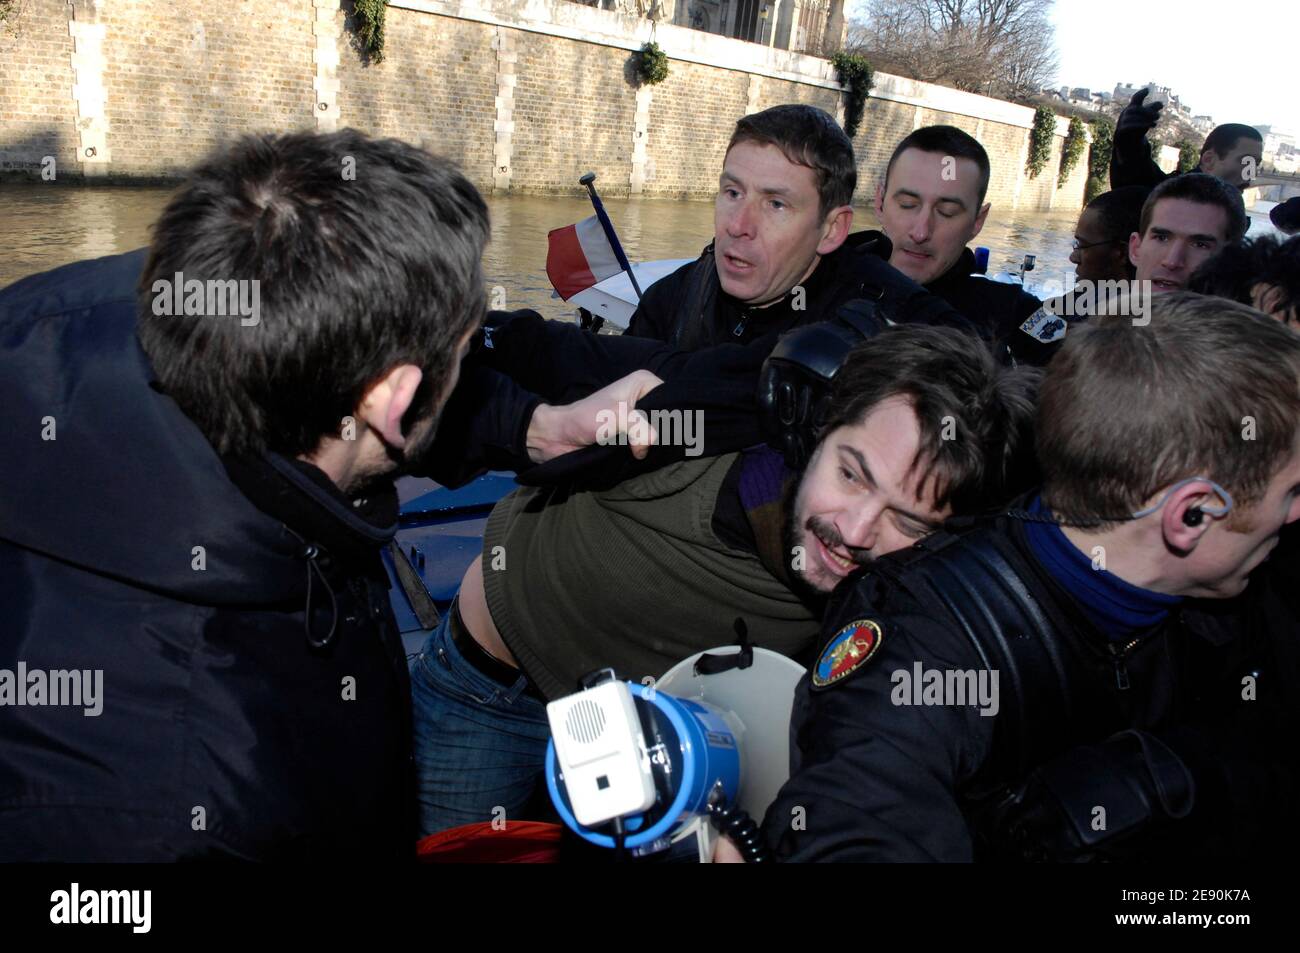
left=565, top=698, right=607, bottom=744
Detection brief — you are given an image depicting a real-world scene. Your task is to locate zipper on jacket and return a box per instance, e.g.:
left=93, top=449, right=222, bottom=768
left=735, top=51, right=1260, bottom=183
left=731, top=312, right=750, bottom=337
left=1108, top=636, right=1141, bottom=691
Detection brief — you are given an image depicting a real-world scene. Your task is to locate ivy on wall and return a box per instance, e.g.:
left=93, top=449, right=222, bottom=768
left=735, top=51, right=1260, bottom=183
left=636, top=41, right=669, bottom=85
left=1026, top=105, right=1056, bottom=179
left=831, top=51, right=873, bottom=139
left=355, top=0, right=386, bottom=63
left=1058, top=116, right=1086, bottom=188
left=0, top=0, right=26, bottom=40
left=1083, top=117, right=1113, bottom=203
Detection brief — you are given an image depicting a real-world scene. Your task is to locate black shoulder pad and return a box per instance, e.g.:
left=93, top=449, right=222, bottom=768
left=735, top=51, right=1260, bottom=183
left=867, top=526, right=1079, bottom=780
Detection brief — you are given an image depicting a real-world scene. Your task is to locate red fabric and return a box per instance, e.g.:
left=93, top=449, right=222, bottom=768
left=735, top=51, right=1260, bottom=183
left=416, top=821, right=564, bottom=864
left=546, top=223, right=598, bottom=301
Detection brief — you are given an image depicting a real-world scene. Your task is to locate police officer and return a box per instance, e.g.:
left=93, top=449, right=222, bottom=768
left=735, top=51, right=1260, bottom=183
left=760, top=293, right=1300, bottom=862
left=867, top=125, right=1045, bottom=365
left=424, top=105, right=972, bottom=490
left=624, top=105, right=960, bottom=349
left=1109, top=89, right=1262, bottom=193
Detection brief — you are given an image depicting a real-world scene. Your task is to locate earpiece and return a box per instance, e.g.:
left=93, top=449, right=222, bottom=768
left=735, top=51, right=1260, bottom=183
left=1182, top=508, right=1205, bottom=527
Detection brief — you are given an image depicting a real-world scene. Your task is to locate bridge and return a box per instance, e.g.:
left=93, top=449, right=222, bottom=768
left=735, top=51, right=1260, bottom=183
left=1246, top=171, right=1300, bottom=205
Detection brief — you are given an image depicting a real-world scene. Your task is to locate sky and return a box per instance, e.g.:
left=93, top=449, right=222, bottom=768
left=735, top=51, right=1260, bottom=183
left=848, top=0, right=1298, bottom=134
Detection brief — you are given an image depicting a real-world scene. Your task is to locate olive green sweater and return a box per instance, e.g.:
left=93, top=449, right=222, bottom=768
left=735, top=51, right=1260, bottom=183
left=481, top=453, right=820, bottom=700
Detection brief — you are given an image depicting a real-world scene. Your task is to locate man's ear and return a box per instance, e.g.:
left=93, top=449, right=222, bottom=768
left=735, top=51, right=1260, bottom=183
left=1158, top=481, right=1219, bottom=552
left=874, top=183, right=885, bottom=219
left=971, top=201, right=992, bottom=239
left=359, top=364, right=424, bottom=449
left=1109, top=243, right=1131, bottom=273
left=1128, top=231, right=1143, bottom=269
left=817, top=205, right=854, bottom=256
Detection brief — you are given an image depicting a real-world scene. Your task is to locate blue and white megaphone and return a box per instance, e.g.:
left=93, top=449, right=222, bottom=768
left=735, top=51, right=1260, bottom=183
left=544, top=639, right=804, bottom=862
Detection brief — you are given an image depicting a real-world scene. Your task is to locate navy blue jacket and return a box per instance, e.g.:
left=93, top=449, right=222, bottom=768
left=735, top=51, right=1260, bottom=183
left=0, top=252, right=413, bottom=860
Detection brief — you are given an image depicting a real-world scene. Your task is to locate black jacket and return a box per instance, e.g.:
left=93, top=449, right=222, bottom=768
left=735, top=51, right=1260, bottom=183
left=920, top=245, right=1046, bottom=363
left=1109, top=111, right=1173, bottom=192
left=763, top=511, right=1300, bottom=862
left=424, top=232, right=974, bottom=489
left=623, top=233, right=934, bottom=347
left=0, top=252, right=414, bottom=860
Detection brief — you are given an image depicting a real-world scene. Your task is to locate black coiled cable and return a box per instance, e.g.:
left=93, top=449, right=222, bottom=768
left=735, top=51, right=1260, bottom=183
left=708, top=801, right=770, bottom=864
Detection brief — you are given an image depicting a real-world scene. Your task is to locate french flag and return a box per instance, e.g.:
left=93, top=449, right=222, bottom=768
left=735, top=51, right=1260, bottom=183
left=546, top=215, right=623, bottom=301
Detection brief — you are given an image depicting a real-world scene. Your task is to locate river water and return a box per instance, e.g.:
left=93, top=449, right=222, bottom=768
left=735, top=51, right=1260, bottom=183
left=0, top=184, right=1282, bottom=308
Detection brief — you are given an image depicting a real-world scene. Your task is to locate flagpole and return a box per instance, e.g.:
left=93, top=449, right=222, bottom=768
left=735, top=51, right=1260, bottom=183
left=579, top=171, right=643, bottom=300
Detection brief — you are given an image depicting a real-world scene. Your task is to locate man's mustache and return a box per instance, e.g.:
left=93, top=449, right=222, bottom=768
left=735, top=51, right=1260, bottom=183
left=807, top=515, right=873, bottom=567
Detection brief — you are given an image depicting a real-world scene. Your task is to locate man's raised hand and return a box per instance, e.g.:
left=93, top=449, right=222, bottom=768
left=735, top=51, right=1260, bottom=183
left=525, top=369, right=664, bottom=463
left=1116, top=88, right=1164, bottom=144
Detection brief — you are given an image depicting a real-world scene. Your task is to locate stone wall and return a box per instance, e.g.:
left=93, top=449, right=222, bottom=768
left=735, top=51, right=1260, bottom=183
left=0, top=0, right=80, bottom=174
left=0, top=0, right=1091, bottom=210
left=98, top=0, right=316, bottom=177
left=336, top=7, right=497, bottom=176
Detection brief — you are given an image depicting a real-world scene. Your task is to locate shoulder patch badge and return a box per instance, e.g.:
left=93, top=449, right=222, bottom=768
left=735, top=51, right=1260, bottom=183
left=811, top=619, right=884, bottom=690
left=1019, top=307, right=1068, bottom=343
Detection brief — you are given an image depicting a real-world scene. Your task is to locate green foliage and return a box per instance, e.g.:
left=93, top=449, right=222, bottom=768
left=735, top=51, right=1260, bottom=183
left=1026, top=106, right=1056, bottom=180
left=1058, top=116, right=1087, bottom=188
left=831, top=51, right=874, bottom=139
left=1087, top=117, right=1113, bottom=182
left=355, top=0, right=386, bottom=63
left=1084, top=175, right=1106, bottom=205
left=636, top=42, right=670, bottom=86
left=0, top=0, right=21, bottom=33
left=1176, top=138, right=1199, bottom=173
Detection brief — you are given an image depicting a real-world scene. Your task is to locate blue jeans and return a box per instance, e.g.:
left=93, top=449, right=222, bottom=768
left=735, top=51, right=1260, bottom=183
left=410, top=608, right=551, bottom=838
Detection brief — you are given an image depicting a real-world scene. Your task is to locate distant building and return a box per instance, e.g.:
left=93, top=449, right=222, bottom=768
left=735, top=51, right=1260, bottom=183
left=1062, top=87, right=1099, bottom=111
left=1257, top=125, right=1297, bottom=166
left=1113, top=81, right=1142, bottom=102
left=1114, top=81, right=1175, bottom=109
left=671, top=0, right=844, bottom=54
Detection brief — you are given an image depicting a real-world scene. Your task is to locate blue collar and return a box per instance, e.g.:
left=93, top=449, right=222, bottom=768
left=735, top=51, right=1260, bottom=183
left=1022, top=495, right=1183, bottom=640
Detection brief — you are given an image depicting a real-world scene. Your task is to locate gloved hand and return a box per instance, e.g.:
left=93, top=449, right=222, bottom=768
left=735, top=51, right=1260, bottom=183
left=988, top=730, right=1196, bottom=862
left=1115, top=88, right=1164, bottom=149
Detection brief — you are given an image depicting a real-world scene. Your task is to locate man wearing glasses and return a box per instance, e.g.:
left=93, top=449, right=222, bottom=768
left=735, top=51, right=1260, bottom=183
left=1068, top=187, right=1147, bottom=285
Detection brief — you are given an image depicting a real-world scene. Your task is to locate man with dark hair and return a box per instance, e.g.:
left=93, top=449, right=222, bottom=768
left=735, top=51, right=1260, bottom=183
left=425, top=104, right=975, bottom=492
left=410, top=325, right=1040, bottom=836
left=1069, top=187, right=1146, bottom=284
left=0, top=128, right=606, bottom=860
left=1270, top=197, right=1300, bottom=236
left=759, top=292, right=1300, bottom=862
left=867, top=125, right=1044, bottom=362
left=877, top=125, right=993, bottom=286
left=624, top=104, right=912, bottom=348
left=1130, top=173, right=1248, bottom=293
left=1190, top=234, right=1300, bottom=329
left=1110, top=89, right=1262, bottom=191
left=1015, top=187, right=1150, bottom=366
